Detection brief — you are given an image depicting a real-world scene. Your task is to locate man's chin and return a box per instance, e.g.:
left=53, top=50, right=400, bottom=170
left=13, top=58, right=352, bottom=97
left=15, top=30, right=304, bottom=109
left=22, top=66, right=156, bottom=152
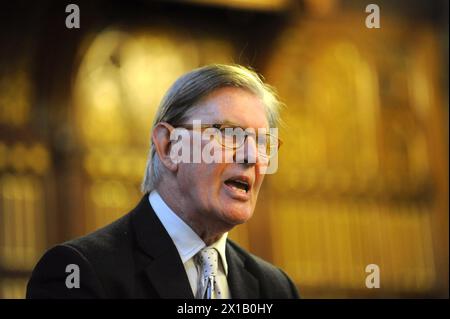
left=220, top=205, right=254, bottom=226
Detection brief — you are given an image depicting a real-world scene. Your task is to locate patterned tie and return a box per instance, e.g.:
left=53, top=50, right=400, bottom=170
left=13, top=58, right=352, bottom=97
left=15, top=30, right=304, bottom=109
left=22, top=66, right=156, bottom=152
left=196, top=247, right=220, bottom=299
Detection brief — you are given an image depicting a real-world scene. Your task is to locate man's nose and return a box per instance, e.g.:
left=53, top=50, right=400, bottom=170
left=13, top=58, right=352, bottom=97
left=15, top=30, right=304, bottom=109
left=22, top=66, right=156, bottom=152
left=241, top=135, right=258, bottom=165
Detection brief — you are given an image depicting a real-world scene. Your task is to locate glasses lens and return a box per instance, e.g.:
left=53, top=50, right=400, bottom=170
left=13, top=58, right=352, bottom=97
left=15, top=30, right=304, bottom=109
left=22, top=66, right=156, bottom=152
left=216, top=127, right=280, bottom=158
left=258, top=134, right=279, bottom=158
left=221, top=127, right=245, bottom=149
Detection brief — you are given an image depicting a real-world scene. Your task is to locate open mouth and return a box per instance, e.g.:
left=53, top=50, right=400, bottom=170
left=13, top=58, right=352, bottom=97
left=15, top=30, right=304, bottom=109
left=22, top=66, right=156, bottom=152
left=224, top=178, right=250, bottom=194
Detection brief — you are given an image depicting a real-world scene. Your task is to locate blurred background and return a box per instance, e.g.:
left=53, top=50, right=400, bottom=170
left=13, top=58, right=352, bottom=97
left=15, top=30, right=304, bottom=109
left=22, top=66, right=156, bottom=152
left=0, top=0, right=448, bottom=298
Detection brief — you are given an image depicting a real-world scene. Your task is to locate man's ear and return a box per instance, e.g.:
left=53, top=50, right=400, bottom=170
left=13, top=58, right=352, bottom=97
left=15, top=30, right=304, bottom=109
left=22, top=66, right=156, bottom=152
left=152, top=122, right=178, bottom=172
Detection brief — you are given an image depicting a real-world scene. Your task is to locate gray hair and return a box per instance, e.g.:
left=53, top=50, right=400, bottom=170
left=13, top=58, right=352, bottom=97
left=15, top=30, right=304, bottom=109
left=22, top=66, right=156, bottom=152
left=141, top=64, right=282, bottom=193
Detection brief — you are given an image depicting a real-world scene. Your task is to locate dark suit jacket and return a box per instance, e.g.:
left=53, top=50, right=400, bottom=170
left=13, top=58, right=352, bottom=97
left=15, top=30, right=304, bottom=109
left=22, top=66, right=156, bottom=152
left=26, top=195, right=299, bottom=299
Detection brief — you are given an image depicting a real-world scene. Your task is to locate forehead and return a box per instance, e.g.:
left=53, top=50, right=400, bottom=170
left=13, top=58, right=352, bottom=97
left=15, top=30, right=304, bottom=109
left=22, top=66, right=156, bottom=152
left=185, top=87, right=269, bottom=129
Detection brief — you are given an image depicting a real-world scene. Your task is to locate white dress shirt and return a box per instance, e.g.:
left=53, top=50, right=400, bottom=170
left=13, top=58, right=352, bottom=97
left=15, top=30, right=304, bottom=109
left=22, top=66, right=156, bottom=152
left=149, top=191, right=231, bottom=298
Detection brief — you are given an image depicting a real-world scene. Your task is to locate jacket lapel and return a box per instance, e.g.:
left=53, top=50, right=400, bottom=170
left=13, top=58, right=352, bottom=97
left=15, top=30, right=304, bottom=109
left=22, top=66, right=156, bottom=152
left=226, top=242, right=260, bottom=299
left=131, top=195, right=194, bottom=299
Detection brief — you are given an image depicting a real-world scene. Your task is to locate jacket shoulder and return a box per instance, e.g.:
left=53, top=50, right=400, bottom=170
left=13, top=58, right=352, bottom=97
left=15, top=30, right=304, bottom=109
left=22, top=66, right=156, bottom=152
left=27, top=212, right=136, bottom=298
left=65, top=212, right=133, bottom=259
left=26, top=243, right=106, bottom=298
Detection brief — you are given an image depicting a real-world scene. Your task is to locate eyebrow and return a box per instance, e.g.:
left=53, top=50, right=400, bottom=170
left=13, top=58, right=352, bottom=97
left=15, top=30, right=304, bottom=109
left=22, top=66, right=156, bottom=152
left=215, top=120, right=242, bottom=127
left=219, top=120, right=271, bottom=131
left=185, top=119, right=268, bottom=129
left=185, top=119, right=241, bottom=126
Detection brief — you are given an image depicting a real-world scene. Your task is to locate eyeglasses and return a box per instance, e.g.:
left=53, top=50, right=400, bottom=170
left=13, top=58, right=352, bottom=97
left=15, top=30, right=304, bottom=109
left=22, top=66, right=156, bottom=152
left=171, top=123, right=282, bottom=158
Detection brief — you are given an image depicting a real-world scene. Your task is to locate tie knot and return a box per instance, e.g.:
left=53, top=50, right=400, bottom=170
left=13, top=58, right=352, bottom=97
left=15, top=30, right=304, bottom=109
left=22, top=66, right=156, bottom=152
left=198, top=247, right=218, bottom=278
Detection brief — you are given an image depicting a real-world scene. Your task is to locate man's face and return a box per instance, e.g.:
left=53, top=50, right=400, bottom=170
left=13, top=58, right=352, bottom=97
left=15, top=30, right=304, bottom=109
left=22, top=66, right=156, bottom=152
left=176, top=87, right=270, bottom=230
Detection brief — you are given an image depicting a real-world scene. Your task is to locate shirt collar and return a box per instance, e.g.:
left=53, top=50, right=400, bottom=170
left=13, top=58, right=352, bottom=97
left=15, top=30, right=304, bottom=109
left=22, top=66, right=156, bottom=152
left=149, top=191, right=228, bottom=274
left=149, top=191, right=204, bottom=263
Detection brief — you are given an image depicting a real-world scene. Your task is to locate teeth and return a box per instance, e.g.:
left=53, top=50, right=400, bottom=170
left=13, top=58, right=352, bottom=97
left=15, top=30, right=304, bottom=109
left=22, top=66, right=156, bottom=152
left=230, top=184, right=246, bottom=193
left=225, top=179, right=249, bottom=193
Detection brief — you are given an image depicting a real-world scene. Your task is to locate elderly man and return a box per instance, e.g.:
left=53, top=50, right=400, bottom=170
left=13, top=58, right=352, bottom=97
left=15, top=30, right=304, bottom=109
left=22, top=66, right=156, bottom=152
left=27, top=64, right=299, bottom=299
